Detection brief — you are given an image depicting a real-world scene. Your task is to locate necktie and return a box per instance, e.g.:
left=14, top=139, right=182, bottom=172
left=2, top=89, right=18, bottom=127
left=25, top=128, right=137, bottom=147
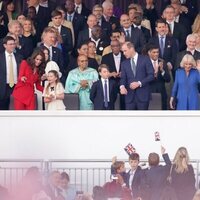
left=131, top=58, right=136, bottom=76
left=160, top=36, right=164, bottom=57
left=126, top=30, right=130, bottom=40
left=75, top=6, right=79, bottom=13
left=68, top=15, right=72, bottom=22
left=8, top=54, right=14, bottom=87
left=104, top=79, right=108, bottom=108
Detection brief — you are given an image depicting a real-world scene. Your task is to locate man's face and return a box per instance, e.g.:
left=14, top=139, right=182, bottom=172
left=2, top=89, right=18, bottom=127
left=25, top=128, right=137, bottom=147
left=122, top=44, right=134, bottom=59
left=43, top=32, right=56, bottom=46
left=65, top=0, right=75, bottom=13
left=92, top=7, right=103, bottom=20
left=120, top=15, right=131, bottom=29
left=164, top=7, right=175, bottom=21
left=103, top=5, right=113, bottom=17
left=52, top=15, right=62, bottom=27
left=171, top=3, right=181, bottom=17
left=156, top=23, right=166, bottom=36
left=9, top=24, right=21, bottom=36
left=148, top=49, right=159, bottom=61
left=186, top=38, right=196, bottom=50
left=4, top=40, right=16, bottom=53
left=99, top=67, right=110, bottom=79
left=87, top=15, right=97, bottom=29
left=111, top=32, right=121, bottom=41
left=91, top=26, right=102, bottom=39
left=111, top=40, right=121, bottom=55
left=27, top=0, right=39, bottom=7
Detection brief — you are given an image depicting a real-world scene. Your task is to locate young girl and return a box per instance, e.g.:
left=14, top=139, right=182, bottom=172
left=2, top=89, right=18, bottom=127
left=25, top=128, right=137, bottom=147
left=43, top=70, right=65, bottom=110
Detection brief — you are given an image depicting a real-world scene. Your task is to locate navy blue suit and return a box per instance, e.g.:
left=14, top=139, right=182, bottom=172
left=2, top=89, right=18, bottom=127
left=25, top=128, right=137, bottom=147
left=90, top=79, right=118, bottom=110
left=120, top=54, right=154, bottom=110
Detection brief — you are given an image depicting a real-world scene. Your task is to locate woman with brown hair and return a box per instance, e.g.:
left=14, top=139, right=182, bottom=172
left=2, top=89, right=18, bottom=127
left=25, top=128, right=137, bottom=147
left=12, top=48, right=45, bottom=110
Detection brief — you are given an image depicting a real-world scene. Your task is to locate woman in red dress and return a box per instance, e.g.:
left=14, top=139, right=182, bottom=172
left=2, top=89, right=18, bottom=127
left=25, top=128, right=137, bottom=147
left=13, top=48, right=45, bottom=110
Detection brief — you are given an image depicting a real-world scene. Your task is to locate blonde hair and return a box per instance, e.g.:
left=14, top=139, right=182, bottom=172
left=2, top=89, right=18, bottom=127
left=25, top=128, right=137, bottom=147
left=192, top=14, right=200, bottom=34
left=180, top=54, right=196, bottom=68
left=173, top=147, right=190, bottom=173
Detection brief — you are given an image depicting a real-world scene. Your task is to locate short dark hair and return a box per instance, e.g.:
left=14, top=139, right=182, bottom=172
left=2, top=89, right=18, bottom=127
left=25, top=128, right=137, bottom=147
left=129, top=153, right=140, bottom=161
left=155, top=18, right=167, bottom=27
left=98, top=64, right=110, bottom=73
left=61, top=172, right=70, bottom=181
left=51, top=10, right=62, bottom=18
left=148, top=152, right=160, bottom=166
left=3, top=36, right=15, bottom=44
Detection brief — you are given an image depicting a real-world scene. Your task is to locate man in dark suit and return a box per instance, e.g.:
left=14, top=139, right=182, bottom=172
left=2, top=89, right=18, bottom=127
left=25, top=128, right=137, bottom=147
left=163, top=5, right=187, bottom=51
left=120, top=42, right=154, bottom=110
left=90, top=64, right=118, bottom=110
left=77, top=14, right=97, bottom=48
left=147, top=43, right=171, bottom=110
left=90, top=25, right=109, bottom=56
left=0, top=36, right=22, bottom=110
left=92, top=4, right=112, bottom=38
left=40, top=26, right=64, bottom=83
left=65, top=0, right=86, bottom=47
left=149, top=18, right=178, bottom=78
left=50, top=10, right=73, bottom=68
left=24, top=0, right=51, bottom=43
left=74, top=0, right=91, bottom=20
left=120, top=14, right=146, bottom=53
left=175, top=34, right=200, bottom=71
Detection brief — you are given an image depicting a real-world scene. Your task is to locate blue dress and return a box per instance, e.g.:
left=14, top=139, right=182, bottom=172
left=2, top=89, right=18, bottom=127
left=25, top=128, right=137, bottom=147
left=171, top=68, right=200, bottom=110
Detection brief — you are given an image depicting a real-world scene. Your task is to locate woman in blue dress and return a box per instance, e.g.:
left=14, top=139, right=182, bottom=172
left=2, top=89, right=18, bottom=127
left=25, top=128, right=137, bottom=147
left=170, top=54, right=200, bottom=110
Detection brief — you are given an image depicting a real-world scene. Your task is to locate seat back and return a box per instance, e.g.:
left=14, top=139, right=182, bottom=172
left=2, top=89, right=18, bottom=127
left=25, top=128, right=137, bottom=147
left=64, top=93, right=80, bottom=110
left=149, top=93, right=162, bottom=110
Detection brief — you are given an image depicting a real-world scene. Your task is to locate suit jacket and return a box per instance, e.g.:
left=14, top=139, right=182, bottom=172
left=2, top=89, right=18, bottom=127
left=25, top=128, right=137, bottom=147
left=66, top=12, right=86, bottom=45
left=77, top=28, right=90, bottom=48
left=102, top=15, right=120, bottom=31
left=0, top=52, right=22, bottom=100
left=90, top=79, right=118, bottom=110
left=175, top=50, right=200, bottom=71
left=101, top=52, right=126, bottom=86
left=93, top=39, right=109, bottom=56
left=149, top=35, right=179, bottom=69
left=124, top=166, right=145, bottom=199
left=60, top=25, right=73, bottom=67
left=141, top=26, right=151, bottom=43
left=121, top=26, right=146, bottom=53
left=120, top=55, right=154, bottom=104
left=172, top=22, right=187, bottom=51
left=79, top=3, right=91, bottom=19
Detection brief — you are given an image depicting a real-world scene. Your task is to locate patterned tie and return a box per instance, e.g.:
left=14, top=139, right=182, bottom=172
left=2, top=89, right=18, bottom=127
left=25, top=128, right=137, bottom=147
left=8, top=54, right=14, bottom=87
left=104, top=79, right=108, bottom=108
left=131, top=58, right=136, bottom=76
left=160, top=36, right=164, bottom=57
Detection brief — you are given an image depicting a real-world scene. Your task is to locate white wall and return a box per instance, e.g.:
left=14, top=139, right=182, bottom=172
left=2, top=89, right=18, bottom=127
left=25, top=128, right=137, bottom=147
left=0, top=111, right=199, bottom=160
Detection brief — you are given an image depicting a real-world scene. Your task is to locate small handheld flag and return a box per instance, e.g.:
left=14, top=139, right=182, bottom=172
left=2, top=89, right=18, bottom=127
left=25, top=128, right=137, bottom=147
left=154, top=131, right=161, bottom=141
left=124, top=143, right=136, bottom=155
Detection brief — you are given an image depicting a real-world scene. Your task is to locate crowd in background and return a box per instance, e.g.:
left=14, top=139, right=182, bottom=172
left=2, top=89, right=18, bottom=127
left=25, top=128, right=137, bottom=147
left=0, top=146, right=200, bottom=200
left=0, top=0, right=200, bottom=110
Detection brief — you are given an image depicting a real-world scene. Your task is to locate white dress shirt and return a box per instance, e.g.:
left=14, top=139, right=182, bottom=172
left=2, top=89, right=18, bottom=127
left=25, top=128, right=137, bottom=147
left=5, top=51, right=17, bottom=84
left=113, top=52, right=121, bottom=73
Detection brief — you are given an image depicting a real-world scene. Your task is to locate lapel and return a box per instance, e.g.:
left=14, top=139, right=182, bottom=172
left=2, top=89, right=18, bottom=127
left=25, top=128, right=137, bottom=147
left=111, top=54, right=117, bottom=72
left=99, top=80, right=104, bottom=97
left=2, top=52, right=7, bottom=78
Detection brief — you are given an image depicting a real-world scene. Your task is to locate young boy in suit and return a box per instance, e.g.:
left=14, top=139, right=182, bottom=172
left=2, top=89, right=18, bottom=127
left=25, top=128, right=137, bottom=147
left=90, top=64, right=118, bottom=110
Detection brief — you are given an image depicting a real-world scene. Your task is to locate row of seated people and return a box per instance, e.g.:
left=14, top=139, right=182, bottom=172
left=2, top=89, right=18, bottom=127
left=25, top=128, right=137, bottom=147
left=0, top=146, right=199, bottom=200
left=1, top=0, right=200, bottom=110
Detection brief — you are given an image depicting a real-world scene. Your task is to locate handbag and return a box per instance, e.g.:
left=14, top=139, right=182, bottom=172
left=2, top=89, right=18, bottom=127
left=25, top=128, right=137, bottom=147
left=167, top=164, right=173, bottom=184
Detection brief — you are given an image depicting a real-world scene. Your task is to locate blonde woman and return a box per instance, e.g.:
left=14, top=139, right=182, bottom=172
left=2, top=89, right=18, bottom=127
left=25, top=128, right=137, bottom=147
left=192, top=14, right=200, bottom=35
left=169, top=147, right=196, bottom=200
left=170, top=54, right=200, bottom=110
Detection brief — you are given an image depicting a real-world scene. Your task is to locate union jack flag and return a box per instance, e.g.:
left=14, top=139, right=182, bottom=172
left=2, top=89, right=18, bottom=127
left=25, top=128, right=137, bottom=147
left=124, top=143, right=136, bottom=155
left=155, top=131, right=161, bottom=141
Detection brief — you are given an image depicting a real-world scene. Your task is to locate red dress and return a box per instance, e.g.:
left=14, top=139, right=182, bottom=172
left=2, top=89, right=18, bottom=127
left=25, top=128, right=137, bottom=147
left=12, top=60, right=43, bottom=110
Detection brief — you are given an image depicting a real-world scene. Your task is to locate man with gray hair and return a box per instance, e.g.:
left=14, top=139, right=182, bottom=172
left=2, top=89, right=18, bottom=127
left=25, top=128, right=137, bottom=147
left=175, top=34, right=200, bottom=71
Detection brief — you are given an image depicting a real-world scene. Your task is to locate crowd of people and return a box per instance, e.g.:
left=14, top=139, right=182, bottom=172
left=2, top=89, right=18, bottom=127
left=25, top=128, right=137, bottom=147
left=0, top=146, right=199, bottom=200
left=0, top=0, right=200, bottom=110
